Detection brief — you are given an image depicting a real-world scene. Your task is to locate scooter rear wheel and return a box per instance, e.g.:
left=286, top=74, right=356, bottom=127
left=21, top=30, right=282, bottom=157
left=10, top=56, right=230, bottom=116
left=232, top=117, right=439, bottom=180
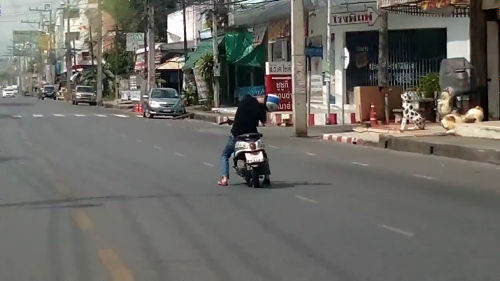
left=252, top=173, right=261, bottom=188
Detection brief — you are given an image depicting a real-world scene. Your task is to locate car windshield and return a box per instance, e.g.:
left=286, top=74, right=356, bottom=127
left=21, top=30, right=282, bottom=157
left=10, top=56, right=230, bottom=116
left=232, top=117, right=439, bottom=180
left=151, top=88, right=178, bottom=99
left=77, top=87, right=94, bottom=93
left=45, top=86, right=54, bottom=91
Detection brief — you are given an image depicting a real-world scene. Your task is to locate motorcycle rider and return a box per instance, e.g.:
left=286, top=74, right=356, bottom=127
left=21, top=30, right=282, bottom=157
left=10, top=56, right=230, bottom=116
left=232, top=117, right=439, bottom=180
left=218, top=93, right=279, bottom=186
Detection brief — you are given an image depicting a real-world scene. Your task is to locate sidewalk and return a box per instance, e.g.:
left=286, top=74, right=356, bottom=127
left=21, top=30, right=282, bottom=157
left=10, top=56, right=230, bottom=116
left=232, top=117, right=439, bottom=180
left=323, top=123, right=500, bottom=165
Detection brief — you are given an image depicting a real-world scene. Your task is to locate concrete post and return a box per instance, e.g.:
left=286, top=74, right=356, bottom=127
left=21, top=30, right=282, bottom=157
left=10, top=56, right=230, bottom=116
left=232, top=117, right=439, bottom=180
left=147, top=2, right=156, bottom=92
left=291, top=0, right=308, bottom=137
left=96, top=0, right=103, bottom=105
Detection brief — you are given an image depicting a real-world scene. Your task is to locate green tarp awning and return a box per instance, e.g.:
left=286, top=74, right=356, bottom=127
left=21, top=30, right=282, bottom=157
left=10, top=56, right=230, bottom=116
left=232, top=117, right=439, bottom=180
left=182, top=38, right=224, bottom=71
left=225, top=31, right=265, bottom=67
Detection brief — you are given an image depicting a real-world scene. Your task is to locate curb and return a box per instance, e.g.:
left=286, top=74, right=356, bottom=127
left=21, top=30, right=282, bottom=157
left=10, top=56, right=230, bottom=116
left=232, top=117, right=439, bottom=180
left=379, top=135, right=500, bottom=165
left=322, top=134, right=365, bottom=145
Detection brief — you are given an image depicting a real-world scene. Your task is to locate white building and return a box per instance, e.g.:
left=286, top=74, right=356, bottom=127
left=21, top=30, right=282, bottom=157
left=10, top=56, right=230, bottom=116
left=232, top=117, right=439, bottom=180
left=308, top=0, right=470, bottom=119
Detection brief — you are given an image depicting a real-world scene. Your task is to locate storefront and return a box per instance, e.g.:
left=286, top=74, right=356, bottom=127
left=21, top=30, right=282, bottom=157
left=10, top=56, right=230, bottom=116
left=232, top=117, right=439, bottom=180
left=308, top=0, right=470, bottom=115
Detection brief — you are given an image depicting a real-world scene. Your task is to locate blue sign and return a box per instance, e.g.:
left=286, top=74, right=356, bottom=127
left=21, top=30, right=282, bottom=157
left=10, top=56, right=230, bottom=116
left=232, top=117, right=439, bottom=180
left=237, top=86, right=265, bottom=98
left=306, top=47, right=323, bottom=58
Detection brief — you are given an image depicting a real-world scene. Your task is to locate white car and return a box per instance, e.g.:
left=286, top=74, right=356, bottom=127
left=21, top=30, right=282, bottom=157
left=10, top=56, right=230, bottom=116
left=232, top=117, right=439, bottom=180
left=2, top=88, right=15, bottom=98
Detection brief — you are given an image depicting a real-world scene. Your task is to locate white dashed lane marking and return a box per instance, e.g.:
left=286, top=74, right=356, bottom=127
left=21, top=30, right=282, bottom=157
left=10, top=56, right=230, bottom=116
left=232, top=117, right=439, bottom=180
left=413, top=174, right=436, bottom=181
left=352, top=161, right=369, bottom=167
left=33, top=114, right=43, bottom=118
left=94, top=114, right=107, bottom=117
left=174, top=152, right=185, bottom=157
left=295, top=195, right=319, bottom=204
left=74, top=114, right=86, bottom=117
left=12, top=115, right=22, bottom=118
left=268, top=145, right=280, bottom=149
left=203, top=162, right=214, bottom=167
left=378, top=224, right=415, bottom=237
left=306, top=152, right=317, bottom=156
left=113, top=114, right=129, bottom=118
left=153, top=145, right=163, bottom=150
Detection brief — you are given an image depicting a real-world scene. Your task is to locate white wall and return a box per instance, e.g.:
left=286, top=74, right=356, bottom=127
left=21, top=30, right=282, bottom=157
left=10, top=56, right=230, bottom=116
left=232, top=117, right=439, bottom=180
left=167, top=6, right=199, bottom=43
left=308, top=6, right=470, bottom=107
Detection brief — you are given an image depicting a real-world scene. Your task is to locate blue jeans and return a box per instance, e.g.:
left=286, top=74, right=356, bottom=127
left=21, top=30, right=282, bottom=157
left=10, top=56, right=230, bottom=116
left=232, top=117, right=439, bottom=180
left=220, top=135, right=237, bottom=177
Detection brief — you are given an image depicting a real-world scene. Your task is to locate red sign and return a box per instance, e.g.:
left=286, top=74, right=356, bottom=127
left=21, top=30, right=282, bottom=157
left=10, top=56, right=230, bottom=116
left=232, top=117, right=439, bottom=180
left=265, top=75, right=292, bottom=111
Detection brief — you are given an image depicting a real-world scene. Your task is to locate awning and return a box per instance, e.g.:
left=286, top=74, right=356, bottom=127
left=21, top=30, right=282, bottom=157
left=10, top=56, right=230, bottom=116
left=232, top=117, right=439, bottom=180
left=182, top=38, right=224, bottom=70
left=157, top=56, right=185, bottom=70
left=377, top=0, right=470, bottom=17
left=225, top=30, right=265, bottom=67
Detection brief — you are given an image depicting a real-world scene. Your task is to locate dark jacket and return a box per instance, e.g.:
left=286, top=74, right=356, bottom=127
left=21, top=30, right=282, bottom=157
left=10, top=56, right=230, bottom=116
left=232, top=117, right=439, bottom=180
left=231, top=95, right=267, bottom=137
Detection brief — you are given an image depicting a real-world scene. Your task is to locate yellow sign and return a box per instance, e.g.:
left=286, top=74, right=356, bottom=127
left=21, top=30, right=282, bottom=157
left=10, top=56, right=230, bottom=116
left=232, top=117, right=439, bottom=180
left=40, top=34, right=50, bottom=50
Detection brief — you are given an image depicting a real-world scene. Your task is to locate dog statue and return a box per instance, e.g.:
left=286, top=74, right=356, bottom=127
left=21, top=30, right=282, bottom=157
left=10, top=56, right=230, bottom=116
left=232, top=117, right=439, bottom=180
left=437, top=88, right=454, bottom=118
left=441, top=106, right=484, bottom=134
left=400, top=92, right=426, bottom=132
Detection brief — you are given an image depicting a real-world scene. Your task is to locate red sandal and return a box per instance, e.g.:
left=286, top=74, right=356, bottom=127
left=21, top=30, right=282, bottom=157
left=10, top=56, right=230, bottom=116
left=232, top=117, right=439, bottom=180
left=217, top=177, right=229, bottom=186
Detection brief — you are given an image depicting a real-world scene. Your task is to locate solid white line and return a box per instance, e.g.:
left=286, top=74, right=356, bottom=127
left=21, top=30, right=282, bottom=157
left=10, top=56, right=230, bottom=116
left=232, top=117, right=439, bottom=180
left=413, top=174, right=436, bottom=181
left=295, top=195, right=319, bottom=204
left=74, top=114, right=86, bottom=117
left=53, top=114, right=65, bottom=117
left=203, top=162, right=214, bottom=167
left=378, top=224, right=414, bottom=237
left=94, top=114, right=107, bottom=117
left=32, top=114, right=43, bottom=118
left=352, top=161, right=369, bottom=167
left=153, top=145, right=163, bottom=150
left=268, top=145, right=280, bottom=149
left=113, top=114, right=129, bottom=118
left=306, top=152, right=317, bottom=156
left=174, top=152, right=185, bottom=157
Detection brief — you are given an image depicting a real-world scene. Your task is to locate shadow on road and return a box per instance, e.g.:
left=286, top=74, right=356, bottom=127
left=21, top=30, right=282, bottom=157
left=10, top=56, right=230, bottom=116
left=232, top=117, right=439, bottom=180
left=232, top=181, right=331, bottom=189
left=0, top=192, right=225, bottom=209
left=0, top=102, right=35, bottom=107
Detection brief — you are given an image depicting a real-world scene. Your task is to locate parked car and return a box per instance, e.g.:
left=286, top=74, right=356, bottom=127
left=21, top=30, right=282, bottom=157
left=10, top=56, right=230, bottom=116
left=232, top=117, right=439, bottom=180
left=40, top=84, right=57, bottom=100
left=2, top=87, right=15, bottom=98
left=143, top=88, right=186, bottom=118
left=72, top=85, right=97, bottom=105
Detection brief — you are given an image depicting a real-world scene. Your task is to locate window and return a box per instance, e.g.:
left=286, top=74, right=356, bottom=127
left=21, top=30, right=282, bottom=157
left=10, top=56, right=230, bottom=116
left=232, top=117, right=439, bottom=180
left=270, top=39, right=290, bottom=62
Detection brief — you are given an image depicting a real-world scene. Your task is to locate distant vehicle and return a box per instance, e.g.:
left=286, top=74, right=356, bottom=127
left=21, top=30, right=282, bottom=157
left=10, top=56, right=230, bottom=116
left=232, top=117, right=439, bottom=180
left=40, top=84, right=57, bottom=100
left=72, top=85, right=97, bottom=105
left=143, top=88, right=186, bottom=118
left=2, top=87, right=15, bottom=98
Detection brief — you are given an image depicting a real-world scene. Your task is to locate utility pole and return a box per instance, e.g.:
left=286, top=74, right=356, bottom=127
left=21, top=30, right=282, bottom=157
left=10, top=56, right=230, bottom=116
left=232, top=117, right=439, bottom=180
left=147, top=0, right=156, bottom=92
left=30, top=6, right=55, bottom=84
left=291, top=0, right=308, bottom=137
left=470, top=0, right=488, bottom=119
left=325, top=0, right=332, bottom=123
left=89, top=25, right=95, bottom=67
left=65, top=0, right=72, bottom=101
left=378, top=10, right=389, bottom=124
left=96, top=0, right=103, bottom=105
left=212, top=1, right=220, bottom=108
left=112, top=25, right=121, bottom=99
left=182, top=0, right=188, bottom=60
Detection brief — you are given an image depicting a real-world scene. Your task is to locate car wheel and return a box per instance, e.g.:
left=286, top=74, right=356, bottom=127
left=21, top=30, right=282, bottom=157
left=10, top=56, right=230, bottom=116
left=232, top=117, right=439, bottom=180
left=74, top=101, right=78, bottom=105
left=41, top=97, right=45, bottom=100
left=144, top=110, right=153, bottom=119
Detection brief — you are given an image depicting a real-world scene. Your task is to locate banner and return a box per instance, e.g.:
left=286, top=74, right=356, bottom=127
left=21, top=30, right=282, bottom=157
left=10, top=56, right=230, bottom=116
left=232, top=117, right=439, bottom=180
left=126, top=33, right=144, bottom=52
left=13, top=31, right=41, bottom=56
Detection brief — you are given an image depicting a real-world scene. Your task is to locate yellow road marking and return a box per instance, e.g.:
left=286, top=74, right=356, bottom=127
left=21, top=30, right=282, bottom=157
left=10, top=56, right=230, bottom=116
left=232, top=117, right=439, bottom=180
left=55, top=183, right=72, bottom=196
left=72, top=210, right=94, bottom=231
left=98, top=249, right=135, bottom=281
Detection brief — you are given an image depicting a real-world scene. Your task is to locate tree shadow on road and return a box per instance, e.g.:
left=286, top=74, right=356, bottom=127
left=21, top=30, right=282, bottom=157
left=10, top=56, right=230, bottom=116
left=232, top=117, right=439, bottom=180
left=0, top=102, right=35, bottom=107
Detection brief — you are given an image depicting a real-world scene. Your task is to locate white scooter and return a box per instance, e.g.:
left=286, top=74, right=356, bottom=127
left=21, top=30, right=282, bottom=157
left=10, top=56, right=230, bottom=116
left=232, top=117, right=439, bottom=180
left=232, top=133, right=270, bottom=188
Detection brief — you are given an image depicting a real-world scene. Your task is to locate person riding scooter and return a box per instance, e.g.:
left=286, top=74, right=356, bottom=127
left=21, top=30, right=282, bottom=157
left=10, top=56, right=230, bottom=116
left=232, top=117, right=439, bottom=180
left=218, top=93, right=279, bottom=186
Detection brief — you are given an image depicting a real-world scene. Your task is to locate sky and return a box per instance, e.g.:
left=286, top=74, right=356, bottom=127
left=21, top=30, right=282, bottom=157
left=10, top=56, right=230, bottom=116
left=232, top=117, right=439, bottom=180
left=0, top=0, right=59, bottom=56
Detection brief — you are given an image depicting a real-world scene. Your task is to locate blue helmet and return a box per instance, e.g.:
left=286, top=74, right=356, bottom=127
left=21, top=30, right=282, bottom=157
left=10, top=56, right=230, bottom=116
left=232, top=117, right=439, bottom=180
left=266, top=94, right=280, bottom=112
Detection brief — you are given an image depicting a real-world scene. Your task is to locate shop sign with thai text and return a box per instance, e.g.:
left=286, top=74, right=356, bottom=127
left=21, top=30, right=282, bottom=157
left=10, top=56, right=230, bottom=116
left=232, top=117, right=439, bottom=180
left=330, top=8, right=379, bottom=26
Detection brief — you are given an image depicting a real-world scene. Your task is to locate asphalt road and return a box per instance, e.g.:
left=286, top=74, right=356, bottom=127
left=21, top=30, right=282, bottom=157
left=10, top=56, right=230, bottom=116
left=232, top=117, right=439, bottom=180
left=1, top=96, right=500, bottom=281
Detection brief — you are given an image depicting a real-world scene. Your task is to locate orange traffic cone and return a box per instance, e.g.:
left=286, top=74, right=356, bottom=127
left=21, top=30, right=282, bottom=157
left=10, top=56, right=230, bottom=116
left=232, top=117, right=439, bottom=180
left=137, top=103, right=143, bottom=114
left=370, top=104, right=377, bottom=127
